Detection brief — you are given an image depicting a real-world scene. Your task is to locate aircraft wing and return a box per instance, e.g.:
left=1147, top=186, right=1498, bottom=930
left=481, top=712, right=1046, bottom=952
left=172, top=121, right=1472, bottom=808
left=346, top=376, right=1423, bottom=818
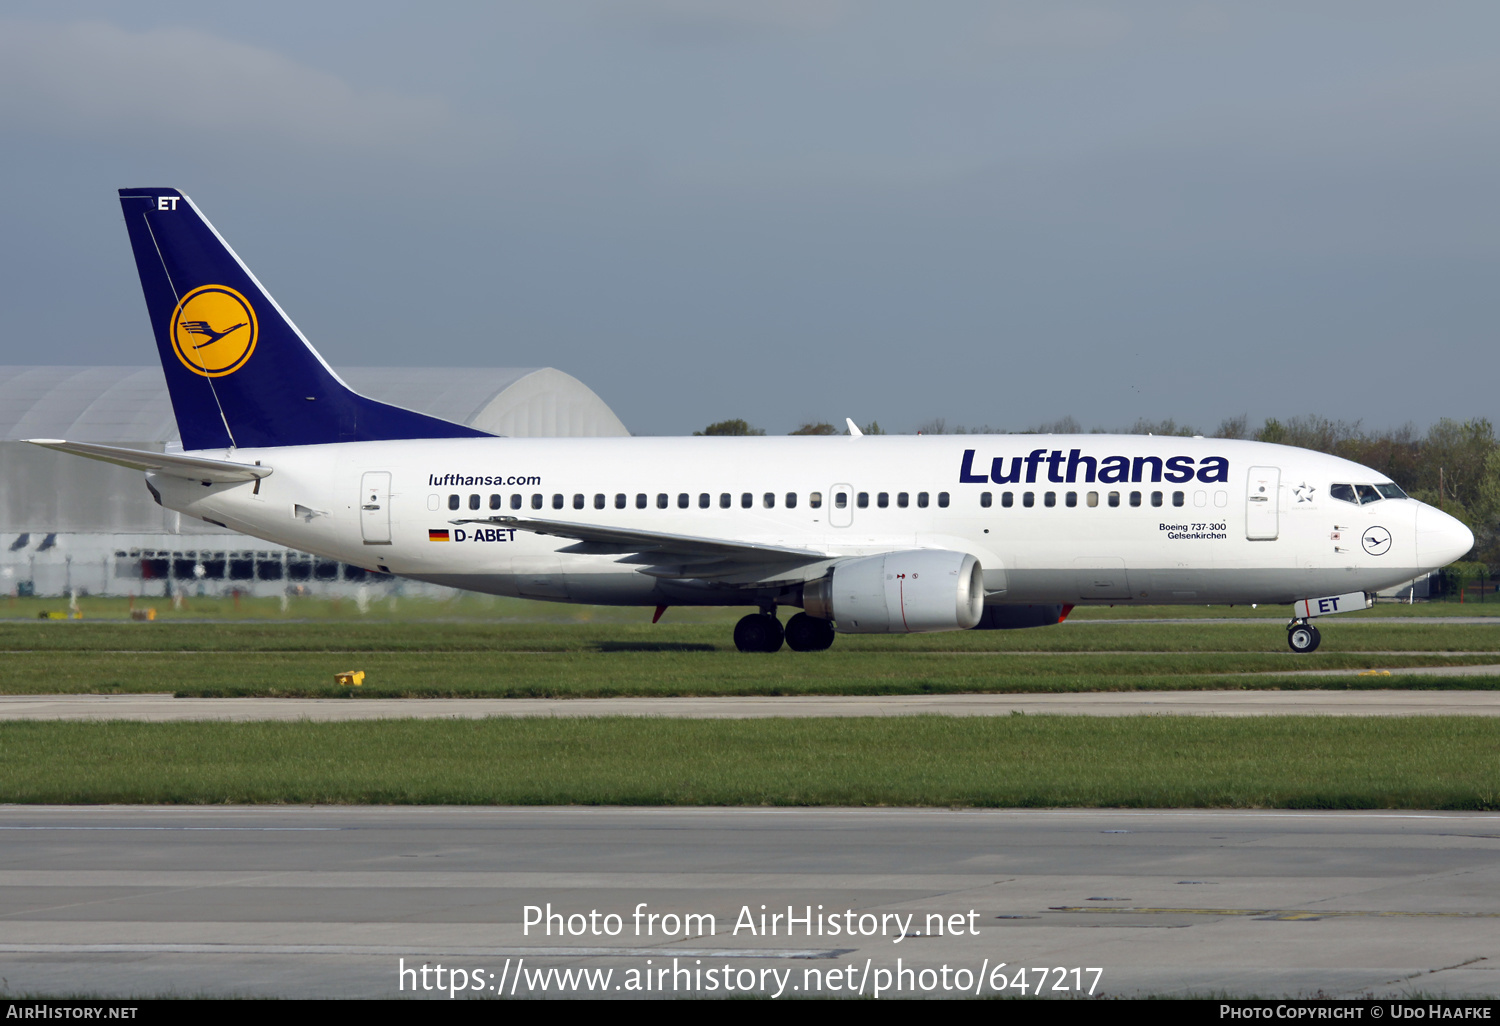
left=449, top=515, right=829, bottom=580
left=25, top=440, right=272, bottom=483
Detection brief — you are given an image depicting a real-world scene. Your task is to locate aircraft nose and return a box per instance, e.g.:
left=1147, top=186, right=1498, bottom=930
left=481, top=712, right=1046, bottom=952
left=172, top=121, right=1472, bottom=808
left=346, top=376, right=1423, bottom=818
left=1416, top=503, right=1474, bottom=569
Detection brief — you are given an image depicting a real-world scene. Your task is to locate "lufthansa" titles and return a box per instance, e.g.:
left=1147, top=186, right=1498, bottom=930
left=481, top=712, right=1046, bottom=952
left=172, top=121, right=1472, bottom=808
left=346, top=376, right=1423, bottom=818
left=959, top=448, right=1229, bottom=486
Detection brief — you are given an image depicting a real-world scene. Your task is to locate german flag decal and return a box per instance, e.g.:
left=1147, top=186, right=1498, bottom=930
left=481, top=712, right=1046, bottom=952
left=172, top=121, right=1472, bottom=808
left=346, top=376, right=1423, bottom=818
left=428, top=529, right=450, bottom=542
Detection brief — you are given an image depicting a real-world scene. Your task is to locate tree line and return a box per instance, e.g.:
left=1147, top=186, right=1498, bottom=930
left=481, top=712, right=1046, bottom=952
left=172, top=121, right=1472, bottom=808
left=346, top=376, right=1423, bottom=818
left=693, top=415, right=1499, bottom=568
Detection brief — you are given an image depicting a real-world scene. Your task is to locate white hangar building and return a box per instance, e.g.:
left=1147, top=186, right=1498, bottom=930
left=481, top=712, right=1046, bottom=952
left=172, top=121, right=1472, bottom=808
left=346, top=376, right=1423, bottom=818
left=0, top=366, right=629, bottom=598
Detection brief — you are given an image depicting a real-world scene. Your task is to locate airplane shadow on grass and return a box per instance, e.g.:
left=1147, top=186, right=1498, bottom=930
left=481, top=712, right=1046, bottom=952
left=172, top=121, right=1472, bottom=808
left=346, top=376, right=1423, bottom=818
left=592, top=642, right=719, bottom=653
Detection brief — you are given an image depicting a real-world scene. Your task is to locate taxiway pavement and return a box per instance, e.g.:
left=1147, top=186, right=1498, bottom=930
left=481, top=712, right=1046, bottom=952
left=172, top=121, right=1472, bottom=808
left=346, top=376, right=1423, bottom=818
left=0, top=806, right=1495, bottom=999
left=0, top=689, right=1496, bottom=721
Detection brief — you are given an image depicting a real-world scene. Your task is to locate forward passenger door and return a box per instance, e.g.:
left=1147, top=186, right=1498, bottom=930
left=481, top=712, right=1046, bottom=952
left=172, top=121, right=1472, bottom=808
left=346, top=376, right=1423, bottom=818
left=1246, top=467, right=1280, bottom=541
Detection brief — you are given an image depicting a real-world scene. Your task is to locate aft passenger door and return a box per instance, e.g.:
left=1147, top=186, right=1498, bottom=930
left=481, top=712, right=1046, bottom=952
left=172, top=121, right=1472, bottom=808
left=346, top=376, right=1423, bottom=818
left=1246, top=467, right=1280, bottom=541
left=360, top=471, right=392, bottom=544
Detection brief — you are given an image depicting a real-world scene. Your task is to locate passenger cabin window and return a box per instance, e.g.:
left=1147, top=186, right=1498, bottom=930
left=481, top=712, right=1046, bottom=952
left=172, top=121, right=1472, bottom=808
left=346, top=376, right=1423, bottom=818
left=810, top=492, right=823, bottom=509
left=720, top=493, right=731, bottom=509
left=1001, top=492, right=1014, bottom=508
left=1108, top=491, right=1119, bottom=507
left=1044, top=492, right=1056, bottom=507
left=490, top=494, right=502, bottom=510
left=470, top=494, right=481, bottom=510
left=897, top=492, right=909, bottom=508
left=553, top=494, right=564, bottom=510
left=574, top=494, right=585, bottom=510
left=448, top=494, right=460, bottom=510
left=834, top=492, right=848, bottom=509
left=980, top=492, right=992, bottom=508
left=677, top=493, right=689, bottom=509
left=594, top=494, right=605, bottom=509
left=1151, top=491, right=1163, bottom=507
left=917, top=492, right=929, bottom=508
left=785, top=492, right=797, bottom=509
left=1086, top=491, right=1098, bottom=507
left=1129, top=491, right=1141, bottom=507
left=742, top=492, right=753, bottom=509
left=764, top=493, right=775, bottom=508
left=1023, top=492, right=1035, bottom=508
left=656, top=493, right=668, bottom=509
left=1065, top=491, right=1077, bottom=508
left=615, top=493, right=626, bottom=509
left=1172, top=491, right=1185, bottom=507
left=531, top=494, right=543, bottom=510
left=937, top=492, right=950, bottom=508
left=511, top=494, right=523, bottom=510
left=857, top=492, right=869, bottom=509
left=878, top=492, right=889, bottom=508
left=699, top=493, right=711, bottom=509
left=635, top=493, right=647, bottom=509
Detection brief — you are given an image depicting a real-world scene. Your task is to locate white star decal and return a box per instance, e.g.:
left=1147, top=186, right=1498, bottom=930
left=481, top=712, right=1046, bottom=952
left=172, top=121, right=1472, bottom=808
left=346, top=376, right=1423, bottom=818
left=1293, top=482, right=1316, bottom=503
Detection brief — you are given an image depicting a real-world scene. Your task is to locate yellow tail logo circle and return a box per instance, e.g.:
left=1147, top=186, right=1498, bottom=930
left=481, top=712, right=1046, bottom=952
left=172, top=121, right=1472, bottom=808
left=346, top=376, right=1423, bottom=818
left=169, top=285, right=258, bottom=377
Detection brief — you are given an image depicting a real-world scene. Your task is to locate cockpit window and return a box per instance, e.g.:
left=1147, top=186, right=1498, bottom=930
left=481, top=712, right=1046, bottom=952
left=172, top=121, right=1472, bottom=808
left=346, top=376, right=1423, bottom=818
left=1333, top=482, right=1407, bottom=504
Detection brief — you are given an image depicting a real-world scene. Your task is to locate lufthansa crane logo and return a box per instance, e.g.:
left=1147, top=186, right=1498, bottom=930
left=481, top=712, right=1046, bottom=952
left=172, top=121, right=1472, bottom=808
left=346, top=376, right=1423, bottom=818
left=1362, top=526, right=1392, bottom=556
left=169, top=285, right=258, bottom=377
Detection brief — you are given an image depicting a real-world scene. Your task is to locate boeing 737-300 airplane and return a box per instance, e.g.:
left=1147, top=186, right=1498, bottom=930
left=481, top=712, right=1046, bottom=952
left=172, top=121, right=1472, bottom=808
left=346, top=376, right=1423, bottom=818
left=28, top=189, right=1475, bottom=653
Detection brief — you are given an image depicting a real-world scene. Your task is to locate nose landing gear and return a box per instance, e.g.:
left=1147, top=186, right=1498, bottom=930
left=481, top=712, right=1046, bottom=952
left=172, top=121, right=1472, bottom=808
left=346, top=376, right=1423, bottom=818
left=1287, top=619, right=1321, bottom=653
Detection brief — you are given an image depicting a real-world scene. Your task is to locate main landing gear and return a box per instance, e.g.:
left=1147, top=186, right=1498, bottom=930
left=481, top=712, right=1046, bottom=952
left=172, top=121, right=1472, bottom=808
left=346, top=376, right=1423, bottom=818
left=784, top=612, right=835, bottom=652
left=733, top=611, right=784, bottom=653
left=733, top=611, right=837, bottom=653
left=1287, top=619, right=1321, bottom=654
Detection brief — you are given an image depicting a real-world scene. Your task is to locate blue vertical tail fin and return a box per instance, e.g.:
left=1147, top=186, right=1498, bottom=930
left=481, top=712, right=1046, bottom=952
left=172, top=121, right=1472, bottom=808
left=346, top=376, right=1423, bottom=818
left=118, top=188, right=489, bottom=450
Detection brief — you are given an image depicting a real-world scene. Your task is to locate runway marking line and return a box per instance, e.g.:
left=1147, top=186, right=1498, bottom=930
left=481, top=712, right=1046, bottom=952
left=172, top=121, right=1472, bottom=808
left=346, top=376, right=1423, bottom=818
left=0, top=943, right=848, bottom=959
left=1, top=649, right=1497, bottom=656
left=0, top=825, right=343, bottom=831
left=3, top=807, right=1497, bottom=824
left=1049, top=906, right=1500, bottom=919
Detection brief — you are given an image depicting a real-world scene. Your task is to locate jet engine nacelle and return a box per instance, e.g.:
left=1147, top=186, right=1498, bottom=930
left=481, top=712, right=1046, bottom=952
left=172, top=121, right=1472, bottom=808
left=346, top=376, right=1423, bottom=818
left=803, top=550, right=984, bottom=633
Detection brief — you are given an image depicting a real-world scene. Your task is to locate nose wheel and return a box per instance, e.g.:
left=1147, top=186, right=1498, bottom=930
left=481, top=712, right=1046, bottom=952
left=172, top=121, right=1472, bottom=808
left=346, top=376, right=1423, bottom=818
left=733, top=612, right=785, bottom=653
left=1287, top=620, right=1321, bottom=654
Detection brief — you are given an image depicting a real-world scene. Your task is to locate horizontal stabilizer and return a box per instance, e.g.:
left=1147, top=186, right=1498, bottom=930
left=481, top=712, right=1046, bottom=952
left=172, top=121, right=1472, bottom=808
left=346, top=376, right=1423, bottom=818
left=25, top=440, right=271, bottom=483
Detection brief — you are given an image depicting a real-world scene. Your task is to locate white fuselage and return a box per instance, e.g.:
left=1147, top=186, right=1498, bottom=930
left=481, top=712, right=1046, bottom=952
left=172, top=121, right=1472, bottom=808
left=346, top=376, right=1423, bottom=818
left=146, top=434, right=1472, bottom=610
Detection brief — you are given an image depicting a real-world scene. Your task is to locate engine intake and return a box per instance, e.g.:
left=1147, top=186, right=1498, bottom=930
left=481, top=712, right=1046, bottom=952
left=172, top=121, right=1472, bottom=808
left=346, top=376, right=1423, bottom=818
left=803, top=550, right=984, bottom=633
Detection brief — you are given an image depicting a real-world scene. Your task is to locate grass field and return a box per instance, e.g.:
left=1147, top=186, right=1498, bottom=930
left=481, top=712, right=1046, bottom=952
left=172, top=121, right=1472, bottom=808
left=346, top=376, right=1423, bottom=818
left=0, top=613, right=1495, bottom=697
left=2, top=598, right=1495, bottom=811
left=0, top=716, right=1494, bottom=808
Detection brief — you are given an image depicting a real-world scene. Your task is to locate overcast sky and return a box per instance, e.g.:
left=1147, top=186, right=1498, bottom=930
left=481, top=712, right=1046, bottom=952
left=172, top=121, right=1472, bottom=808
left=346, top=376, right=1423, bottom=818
left=1, top=2, right=1496, bottom=435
